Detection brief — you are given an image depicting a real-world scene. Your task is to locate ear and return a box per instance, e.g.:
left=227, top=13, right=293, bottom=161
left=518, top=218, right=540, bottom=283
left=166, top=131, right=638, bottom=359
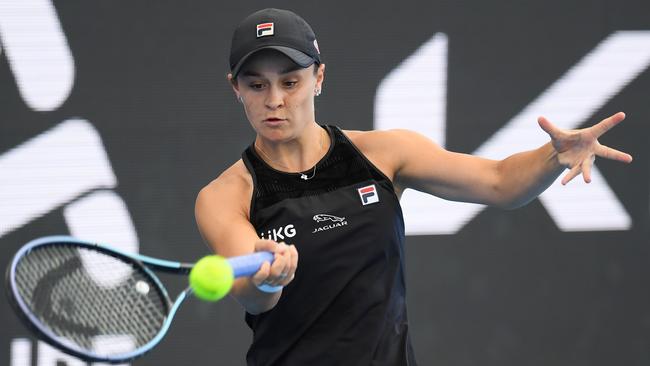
left=315, top=63, right=325, bottom=90
left=227, top=73, right=240, bottom=98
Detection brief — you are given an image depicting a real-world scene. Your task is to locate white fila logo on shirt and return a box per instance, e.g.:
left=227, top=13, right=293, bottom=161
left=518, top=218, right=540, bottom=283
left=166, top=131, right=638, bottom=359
left=256, top=22, right=274, bottom=37
left=358, top=184, right=379, bottom=205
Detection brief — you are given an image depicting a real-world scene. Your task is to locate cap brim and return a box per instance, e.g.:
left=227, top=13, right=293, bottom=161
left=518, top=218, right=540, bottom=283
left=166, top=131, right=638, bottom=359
left=231, top=46, right=315, bottom=77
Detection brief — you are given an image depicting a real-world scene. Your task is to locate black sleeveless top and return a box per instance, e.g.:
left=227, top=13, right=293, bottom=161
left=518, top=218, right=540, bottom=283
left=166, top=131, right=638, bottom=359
left=242, top=125, right=416, bottom=366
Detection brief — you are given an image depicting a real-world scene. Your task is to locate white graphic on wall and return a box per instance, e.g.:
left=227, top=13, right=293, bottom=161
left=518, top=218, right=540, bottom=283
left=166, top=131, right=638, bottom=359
left=11, top=338, right=131, bottom=366
left=1, top=1, right=138, bottom=365
left=375, top=31, right=650, bottom=235
left=0, top=0, right=74, bottom=111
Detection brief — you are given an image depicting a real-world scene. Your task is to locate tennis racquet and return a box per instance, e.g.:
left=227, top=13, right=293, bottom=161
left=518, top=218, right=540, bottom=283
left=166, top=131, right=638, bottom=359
left=5, top=235, right=274, bottom=364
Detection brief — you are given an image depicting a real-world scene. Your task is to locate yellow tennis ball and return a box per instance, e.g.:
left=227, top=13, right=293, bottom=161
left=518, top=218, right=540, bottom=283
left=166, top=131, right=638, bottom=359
left=189, top=255, right=234, bottom=302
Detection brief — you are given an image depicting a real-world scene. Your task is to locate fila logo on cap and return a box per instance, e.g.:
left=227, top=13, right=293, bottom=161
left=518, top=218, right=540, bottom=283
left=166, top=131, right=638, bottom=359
left=257, top=22, right=274, bottom=37
left=358, top=184, right=379, bottom=205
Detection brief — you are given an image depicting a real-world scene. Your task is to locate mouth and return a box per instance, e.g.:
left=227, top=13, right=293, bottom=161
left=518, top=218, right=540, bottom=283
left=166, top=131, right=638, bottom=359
left=262, top=118, right=287, bottom=125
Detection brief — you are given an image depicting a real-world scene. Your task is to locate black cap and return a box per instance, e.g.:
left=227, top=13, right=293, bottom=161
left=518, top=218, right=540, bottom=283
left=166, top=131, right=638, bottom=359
left=229, top=8, right=321, bottom=77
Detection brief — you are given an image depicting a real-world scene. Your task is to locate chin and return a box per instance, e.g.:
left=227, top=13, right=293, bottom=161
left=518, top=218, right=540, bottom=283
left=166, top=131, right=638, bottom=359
left=256, top=125, right=293, bottom=142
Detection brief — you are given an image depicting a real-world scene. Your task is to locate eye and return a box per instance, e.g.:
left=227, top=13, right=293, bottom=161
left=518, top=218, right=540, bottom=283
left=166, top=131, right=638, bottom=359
left=248, top=82, right=265, bottom=90
left=283, top=80, right=298, bottom=88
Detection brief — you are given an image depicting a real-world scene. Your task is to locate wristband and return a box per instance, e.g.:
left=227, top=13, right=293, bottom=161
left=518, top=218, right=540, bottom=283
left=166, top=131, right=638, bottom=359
left=255, top=283, right=283, bottom=293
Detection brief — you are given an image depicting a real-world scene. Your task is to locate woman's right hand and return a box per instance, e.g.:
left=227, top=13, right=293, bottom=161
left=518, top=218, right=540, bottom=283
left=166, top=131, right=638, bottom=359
left=250, top=239, right=299, bottom=289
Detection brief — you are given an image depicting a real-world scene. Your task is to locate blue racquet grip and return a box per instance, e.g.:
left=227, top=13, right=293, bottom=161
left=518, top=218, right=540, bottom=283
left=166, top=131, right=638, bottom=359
left=227, top=251, right=274, bottom=278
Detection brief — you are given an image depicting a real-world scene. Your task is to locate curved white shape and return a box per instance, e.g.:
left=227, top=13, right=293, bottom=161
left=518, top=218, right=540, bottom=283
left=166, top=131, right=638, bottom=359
left=0, top=119, right=117, bottom=238
left=64, top=190, right=140, bottom=287
left=0, top=0, right=75, bottom=111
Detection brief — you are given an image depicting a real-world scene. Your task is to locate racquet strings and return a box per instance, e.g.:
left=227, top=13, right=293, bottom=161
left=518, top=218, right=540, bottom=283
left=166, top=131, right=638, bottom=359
left=13, top=243, right=169, bottom=356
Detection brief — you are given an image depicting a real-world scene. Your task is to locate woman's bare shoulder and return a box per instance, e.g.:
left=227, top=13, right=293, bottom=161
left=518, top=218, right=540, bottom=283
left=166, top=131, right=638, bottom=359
left=196, top=159, right=253, bottom=216
left=340, top=129, right=404, bottom=182
left=342, top=128, right=417, bottom=155
left=341, top=128, right=404, bottom=145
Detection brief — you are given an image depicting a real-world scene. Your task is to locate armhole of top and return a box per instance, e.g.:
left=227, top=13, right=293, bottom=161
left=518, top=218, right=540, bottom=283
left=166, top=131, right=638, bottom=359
left=241, top=149, right=259, bottom=224
left=333, top=126, right=398, bottom=194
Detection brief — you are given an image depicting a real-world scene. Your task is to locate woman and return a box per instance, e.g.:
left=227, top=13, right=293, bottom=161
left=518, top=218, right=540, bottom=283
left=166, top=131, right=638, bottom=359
left=195, top=8, right=632, bottom=365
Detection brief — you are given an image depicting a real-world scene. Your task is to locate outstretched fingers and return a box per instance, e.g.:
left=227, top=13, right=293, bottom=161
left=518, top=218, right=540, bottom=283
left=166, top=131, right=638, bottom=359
left=582, top=156, right=594, bottom=183
left=561, top=164, right=582, bottom=185
left=596, top=144, right=633, bottom=163
left=543, top=112, right=631, bottom=185
left=590, top=112, right=626, bottom=138
left=537, top=116, right=563, bottom=139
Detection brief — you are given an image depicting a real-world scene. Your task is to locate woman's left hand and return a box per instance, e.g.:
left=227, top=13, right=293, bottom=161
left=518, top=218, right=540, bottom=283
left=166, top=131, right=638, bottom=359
left=537, top=112, right=633, bottom=185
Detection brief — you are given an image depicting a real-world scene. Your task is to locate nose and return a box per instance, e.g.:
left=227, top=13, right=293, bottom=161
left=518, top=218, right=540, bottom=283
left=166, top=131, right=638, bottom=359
left=265, top=85, right=284, bottom=109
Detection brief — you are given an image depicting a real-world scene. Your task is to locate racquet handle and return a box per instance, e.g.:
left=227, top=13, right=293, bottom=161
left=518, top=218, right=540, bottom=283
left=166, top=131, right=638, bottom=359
left=227, top=251, right=274, bottom=278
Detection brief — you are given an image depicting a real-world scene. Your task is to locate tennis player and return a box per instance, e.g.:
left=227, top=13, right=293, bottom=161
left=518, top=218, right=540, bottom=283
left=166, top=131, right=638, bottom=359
left=195, top=8, right=633, bottom=365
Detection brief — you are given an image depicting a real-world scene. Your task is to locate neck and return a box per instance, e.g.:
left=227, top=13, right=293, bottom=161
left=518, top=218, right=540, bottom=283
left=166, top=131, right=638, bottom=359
left=254, top=123, right=329, bottom=173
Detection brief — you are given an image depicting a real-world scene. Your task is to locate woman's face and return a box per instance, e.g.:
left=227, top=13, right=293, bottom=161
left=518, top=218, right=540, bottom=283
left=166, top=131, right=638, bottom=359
left=230, top=50, right=324, bottom=142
